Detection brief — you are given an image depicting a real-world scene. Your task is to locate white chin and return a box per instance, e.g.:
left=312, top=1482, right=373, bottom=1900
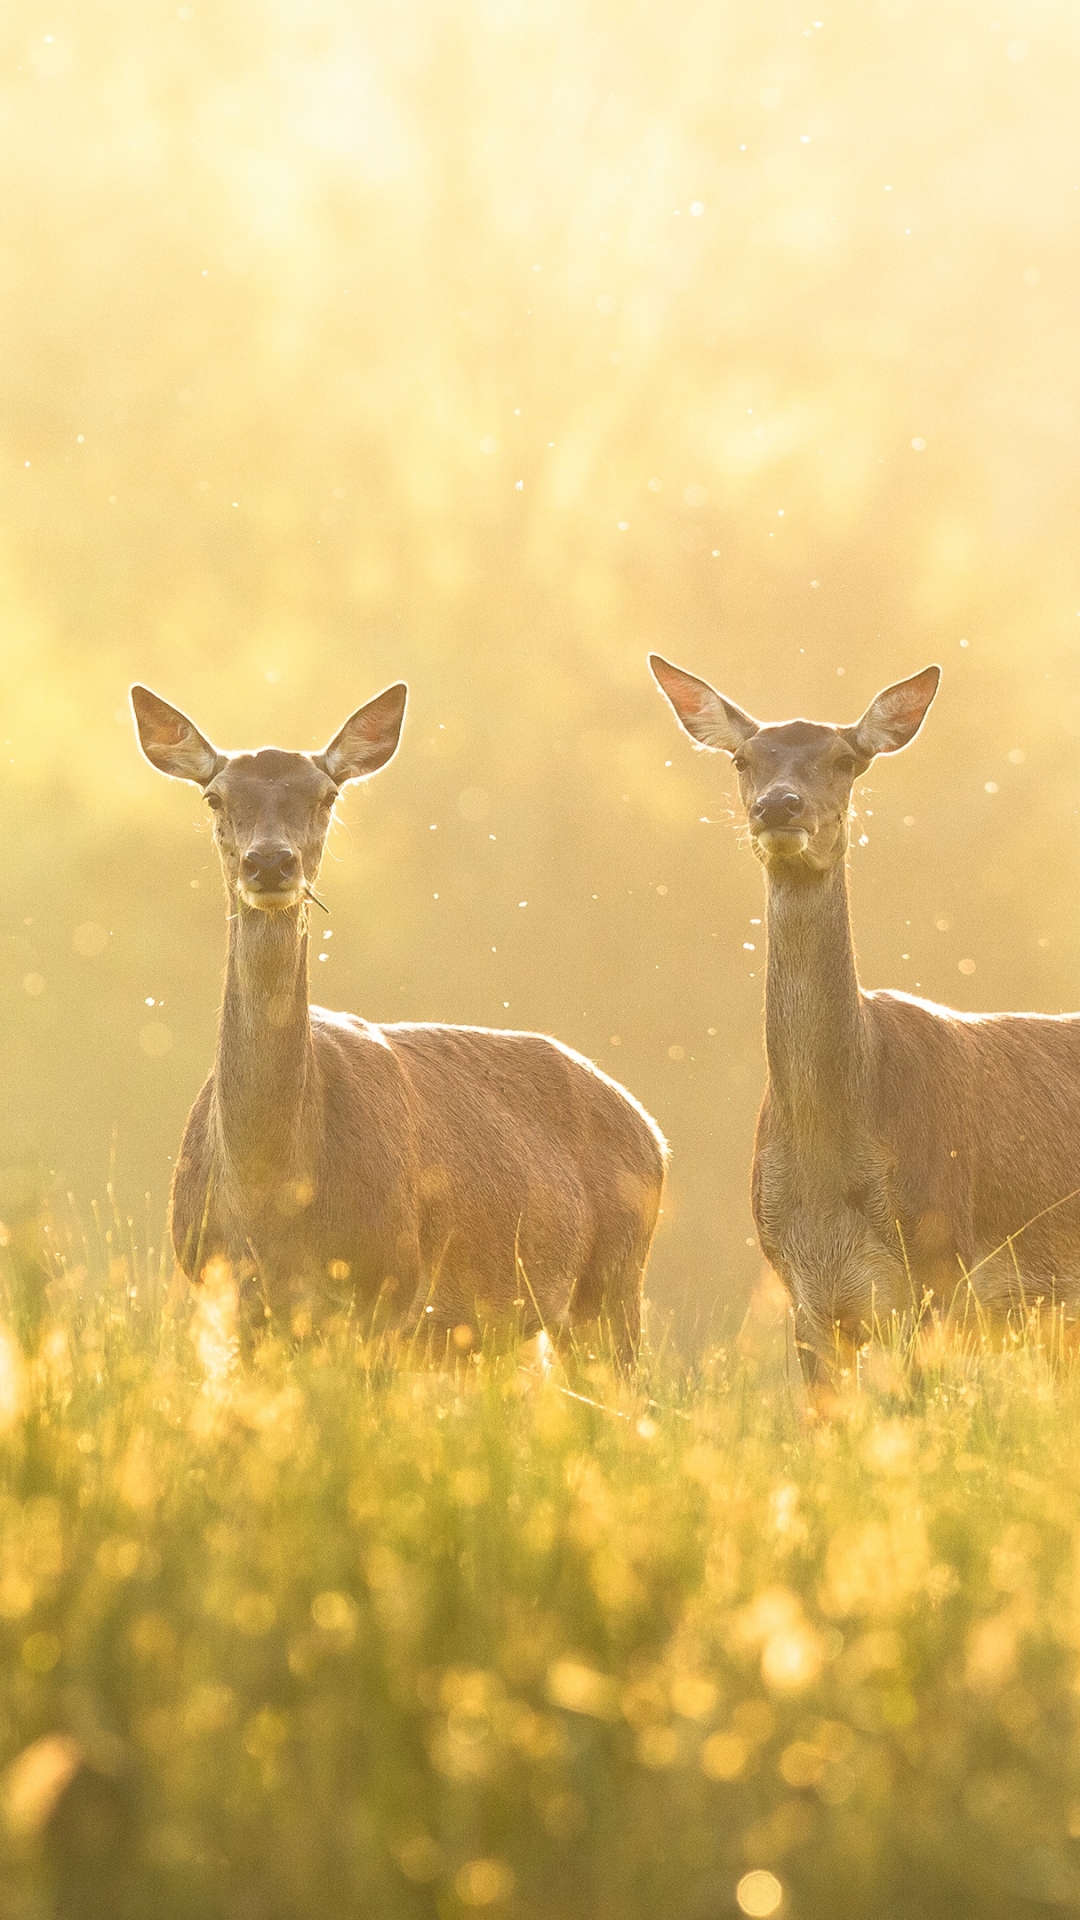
left=239, top=889, right=303, bottom=912
left=754, top=828, right=810, bottom=861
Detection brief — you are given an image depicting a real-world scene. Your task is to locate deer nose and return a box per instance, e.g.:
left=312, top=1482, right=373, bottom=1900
left=751, top=790, right=804, bottom=831
left=241, top=845, right=302, bottom=888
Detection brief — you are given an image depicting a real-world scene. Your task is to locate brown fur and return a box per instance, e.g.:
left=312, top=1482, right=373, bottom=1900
left=650, top=653, right=1080, bottom=1383
left=131, top=682, right=666, bottom=1358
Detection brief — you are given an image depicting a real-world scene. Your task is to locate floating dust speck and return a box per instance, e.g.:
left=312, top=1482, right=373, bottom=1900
left=73, top=921, right=108, bottom=956
left=457, top=787, right=490, bottom=822
left=736, top=1870, right=784, bottom=1917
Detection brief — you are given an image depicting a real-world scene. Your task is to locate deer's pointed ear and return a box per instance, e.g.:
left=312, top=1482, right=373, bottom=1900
left=315, top=682, right=408, bottom=784
left=130, top=685, right=223, bottom=785
left=649, top=654, right=760, bottom=754
left=849, top=665, right=941, bottom=758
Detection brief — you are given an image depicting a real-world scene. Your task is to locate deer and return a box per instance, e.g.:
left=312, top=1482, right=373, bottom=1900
left=650, top=653, right=1080, bottom=1387
left=131, top=681, right=666, bottom=1359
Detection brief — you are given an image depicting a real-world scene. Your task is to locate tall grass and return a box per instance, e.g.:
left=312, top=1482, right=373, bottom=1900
left=2, top=1200, right=1080, bottom=1919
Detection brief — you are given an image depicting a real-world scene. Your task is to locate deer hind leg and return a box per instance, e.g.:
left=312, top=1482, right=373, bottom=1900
left=569, top=1182, right=662, bottom=1368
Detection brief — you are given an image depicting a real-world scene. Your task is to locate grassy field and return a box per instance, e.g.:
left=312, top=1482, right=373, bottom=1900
left=2, top=1206, right=1080, bottom=1918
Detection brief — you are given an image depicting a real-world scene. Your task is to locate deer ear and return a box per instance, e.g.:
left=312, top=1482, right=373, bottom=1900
left=315, top=683, right=408, bottom=784
left=130, top=685, right=223, bottom=785
left=849, top=665, right=941, bottom=758
left=649, top=654, right=760, bottom=754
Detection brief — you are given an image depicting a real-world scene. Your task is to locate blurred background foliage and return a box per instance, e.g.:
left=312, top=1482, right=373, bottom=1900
left=2, top=0, right=1080, bottom=1341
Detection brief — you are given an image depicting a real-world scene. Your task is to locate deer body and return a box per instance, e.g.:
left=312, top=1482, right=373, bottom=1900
left=651, top=655, right=1080, bottom=1381
left=133, top=687, right=664, bottom=1353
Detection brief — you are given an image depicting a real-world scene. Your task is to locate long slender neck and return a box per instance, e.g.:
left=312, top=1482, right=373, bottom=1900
left=213, top=899, right=317, bottom=1193
left=762, top=859, right=867, bottom=1143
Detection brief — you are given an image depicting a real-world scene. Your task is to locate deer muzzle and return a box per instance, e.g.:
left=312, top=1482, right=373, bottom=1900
left=239, top=844, right=304, bottom=910
left=749, top=790, right=814, bottom=861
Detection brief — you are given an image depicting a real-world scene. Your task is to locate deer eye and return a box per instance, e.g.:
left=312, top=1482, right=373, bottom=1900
left=835, top=754, right=857, bottom=774
left=732, top=754, right=748, bottom=772
left=205, top=793, right=224, bottom=812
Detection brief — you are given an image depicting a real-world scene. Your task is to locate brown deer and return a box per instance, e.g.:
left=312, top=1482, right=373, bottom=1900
left=131, top=682, right=665, bottom=1357
left=650, top=653, right=1080, bottom=1385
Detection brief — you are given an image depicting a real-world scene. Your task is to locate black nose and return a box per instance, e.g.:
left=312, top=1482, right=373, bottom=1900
left=751, top=791, right=803, bottom=831
left=241, top=845, right=302, bottom=888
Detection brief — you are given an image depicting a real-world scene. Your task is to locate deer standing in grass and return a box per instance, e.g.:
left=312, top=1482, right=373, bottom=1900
left=132, top=682, right=665, bottom=1356
left=651, top=654, right=1080, bottom=1386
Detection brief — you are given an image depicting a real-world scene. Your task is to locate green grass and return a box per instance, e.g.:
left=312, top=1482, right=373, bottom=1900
left=3, top=1205, right=1080, bottom=1918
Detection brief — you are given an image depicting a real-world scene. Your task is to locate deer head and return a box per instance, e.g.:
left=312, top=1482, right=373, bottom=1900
left=131, top=683, right=408, bottom=911
left=649, top=655, right=940, bottom=874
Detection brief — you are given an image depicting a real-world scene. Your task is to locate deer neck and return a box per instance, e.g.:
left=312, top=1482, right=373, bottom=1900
left=762, top=858, right=867, bottom=1148
left=213, top=900, right=319, bottom=1202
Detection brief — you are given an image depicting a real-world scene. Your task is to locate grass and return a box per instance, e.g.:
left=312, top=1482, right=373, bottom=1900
left=2, top=1201, right=1080, bottom=1917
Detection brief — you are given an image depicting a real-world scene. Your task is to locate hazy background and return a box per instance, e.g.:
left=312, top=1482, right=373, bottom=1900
left=2, top=0, right=1080, bottom=1341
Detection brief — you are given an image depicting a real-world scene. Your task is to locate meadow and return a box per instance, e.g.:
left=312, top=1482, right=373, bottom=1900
left=2, top=1203, right=1080, bottom=1920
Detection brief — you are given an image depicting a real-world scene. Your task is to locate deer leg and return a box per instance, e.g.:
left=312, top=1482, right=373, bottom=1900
left=569, top=1201, right=657, bottom=1369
